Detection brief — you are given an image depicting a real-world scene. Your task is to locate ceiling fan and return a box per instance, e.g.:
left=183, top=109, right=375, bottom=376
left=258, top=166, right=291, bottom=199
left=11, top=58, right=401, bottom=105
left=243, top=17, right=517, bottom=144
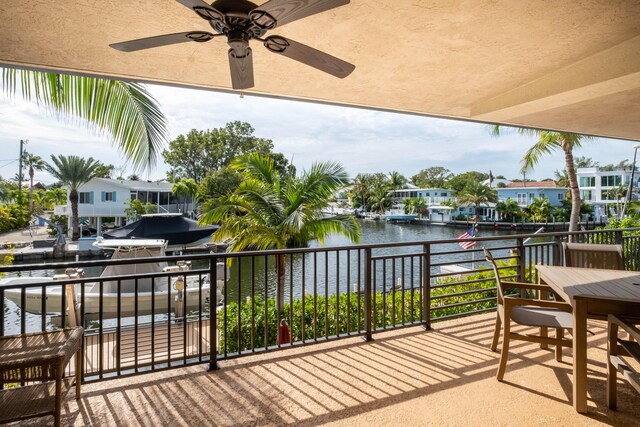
left=110, top=0, right=355, bottom=90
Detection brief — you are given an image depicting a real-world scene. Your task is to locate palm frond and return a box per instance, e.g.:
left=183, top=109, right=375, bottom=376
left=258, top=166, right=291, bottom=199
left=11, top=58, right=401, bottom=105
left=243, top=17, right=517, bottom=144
left=2, top=68, right=169, bottom=171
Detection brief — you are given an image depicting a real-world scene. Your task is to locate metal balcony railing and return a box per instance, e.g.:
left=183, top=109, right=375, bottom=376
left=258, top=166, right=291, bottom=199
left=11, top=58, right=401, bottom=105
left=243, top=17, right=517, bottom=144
left=1, top=228, right=638, bottom=382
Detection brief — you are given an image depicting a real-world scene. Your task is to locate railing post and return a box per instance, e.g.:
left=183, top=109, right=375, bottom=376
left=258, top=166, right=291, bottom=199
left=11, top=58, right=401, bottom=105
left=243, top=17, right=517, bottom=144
left=422, top=244, right=431, bottom=330
left=516, top=237, right=526, bottom=282
left=552, top=236, right=563, bottom=266
left=363, top=247, right=373, bottom=342
left=614, top=230, right=623, bottom=246
left=208, top=256, right=219, bottom=371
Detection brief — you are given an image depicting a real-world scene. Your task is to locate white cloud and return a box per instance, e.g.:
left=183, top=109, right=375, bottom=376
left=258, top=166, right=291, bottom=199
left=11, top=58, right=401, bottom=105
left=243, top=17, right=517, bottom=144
left=1, top=83, right=638, bottom=186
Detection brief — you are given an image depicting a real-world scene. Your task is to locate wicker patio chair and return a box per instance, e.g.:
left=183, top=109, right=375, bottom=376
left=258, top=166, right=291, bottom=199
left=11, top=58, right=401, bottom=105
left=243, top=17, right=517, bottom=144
left=0, top=327, right=83, bottom=427
left=607, top=315, right=640, bottom=410
left=562, top=242, right=624, bottom=270
left=484, top=248, right=573, bottom=381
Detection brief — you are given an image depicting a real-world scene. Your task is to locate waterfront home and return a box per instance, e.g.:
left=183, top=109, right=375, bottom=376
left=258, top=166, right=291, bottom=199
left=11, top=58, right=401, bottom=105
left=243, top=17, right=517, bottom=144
left=3, top=1, right=640, bottom=424
left=54, top=178, right=194, bottom=235
left=576, top=167, right=640, bottom=221
left=496, top=181, right=567, bottom=209
left=389, top=187, right=455, bottom=206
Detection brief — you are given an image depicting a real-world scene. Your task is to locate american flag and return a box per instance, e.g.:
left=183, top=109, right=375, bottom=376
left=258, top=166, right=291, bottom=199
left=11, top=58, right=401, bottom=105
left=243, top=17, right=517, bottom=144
left=457, top=226, right=476, bottom=249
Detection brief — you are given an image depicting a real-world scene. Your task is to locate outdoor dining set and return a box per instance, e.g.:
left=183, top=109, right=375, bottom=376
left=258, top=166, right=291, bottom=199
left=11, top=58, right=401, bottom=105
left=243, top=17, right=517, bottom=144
left=485, top=242, right=640, bottom=413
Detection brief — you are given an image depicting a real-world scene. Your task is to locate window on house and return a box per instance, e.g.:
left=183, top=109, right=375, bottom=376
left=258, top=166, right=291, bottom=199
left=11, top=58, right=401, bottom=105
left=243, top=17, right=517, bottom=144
left=557, top=193, right=564, bottom=200
left=579, top=176, right=595, bottom=187
left=78, top=192, right=92, bottom=204
left=102, top=191, right=116, bottom=202
left=601, top=175, right=622, bottom=187
left=130, top=191, right=137, bottom=200
left=580, top=190, right=593, bottom=201
left=517, top=193, right=527, bottom=204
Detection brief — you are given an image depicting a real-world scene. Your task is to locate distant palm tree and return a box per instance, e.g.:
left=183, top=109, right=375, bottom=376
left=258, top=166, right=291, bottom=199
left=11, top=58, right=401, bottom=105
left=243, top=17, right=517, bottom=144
left=458, top=182, right=497, bottom=219
left=492, top=127, right=592, bottom=232
left=45, top=155, right=100, bottom=240
left=496, top=198, right=521, bottom=222
left=171, top=179, right=198, bottom=215
left=2, top=68, right=169, bottom=171
left=200, top=154, right=360, bottom=314
left=388, top=171, right=407, bottom=190
left=527, top=197, right=552, bottom=222
left=22, top=152, right=46, bottom=214
left=553, top=169, right=570, bottom=188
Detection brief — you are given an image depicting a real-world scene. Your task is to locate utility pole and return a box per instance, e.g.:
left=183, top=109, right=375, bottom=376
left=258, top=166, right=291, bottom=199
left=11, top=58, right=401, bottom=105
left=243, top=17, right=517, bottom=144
left=621, top=144, right=639, bottom=219
left=17, top=139, right=27, bottom=201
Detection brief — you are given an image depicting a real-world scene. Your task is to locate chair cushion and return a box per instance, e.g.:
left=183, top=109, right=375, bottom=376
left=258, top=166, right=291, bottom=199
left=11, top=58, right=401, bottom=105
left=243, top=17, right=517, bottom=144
left=511, top=306, right=573, bottom=329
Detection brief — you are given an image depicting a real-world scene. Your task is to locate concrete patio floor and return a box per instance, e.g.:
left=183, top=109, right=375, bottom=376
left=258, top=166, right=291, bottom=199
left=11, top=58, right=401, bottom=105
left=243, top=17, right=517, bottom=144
left=23, top=313, right=640, bottom=426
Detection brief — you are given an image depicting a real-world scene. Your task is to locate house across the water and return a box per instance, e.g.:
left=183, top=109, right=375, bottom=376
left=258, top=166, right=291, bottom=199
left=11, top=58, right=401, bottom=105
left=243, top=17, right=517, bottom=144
left=54, top=178, right=194, bottom=235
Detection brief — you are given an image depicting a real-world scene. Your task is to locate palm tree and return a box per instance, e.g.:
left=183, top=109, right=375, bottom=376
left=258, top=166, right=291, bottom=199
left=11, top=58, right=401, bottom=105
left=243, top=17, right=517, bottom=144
left=388, top=171, right=407, bottom=190
left=200, top=154, right=361, bottom=314
left=458, top=182, right=497, bottom=220
left=553, top=169, right=570, bottom=188
left=22, top=152, right=46, bottom=214
left=496, top=198, right=521, bottom=222
left=492, top=127, right=592, bottom=232
left=527, top=197, right=552, bottom=222
left=2, top=69, right=169, bottom=171
left=45, top=155, right=100, bottom=240
left=171, top=178, right=198, bottom=215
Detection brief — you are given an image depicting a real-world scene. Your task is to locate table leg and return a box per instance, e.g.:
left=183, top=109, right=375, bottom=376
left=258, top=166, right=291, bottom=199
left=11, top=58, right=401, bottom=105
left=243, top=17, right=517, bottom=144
left=573, top=298, right=588, bottom=413
left=538, top=279, right=549, bottom=349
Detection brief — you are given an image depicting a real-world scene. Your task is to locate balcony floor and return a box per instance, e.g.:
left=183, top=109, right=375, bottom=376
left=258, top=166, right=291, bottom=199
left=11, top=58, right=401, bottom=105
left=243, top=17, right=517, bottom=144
left=26, top=314, right=640, bottom=425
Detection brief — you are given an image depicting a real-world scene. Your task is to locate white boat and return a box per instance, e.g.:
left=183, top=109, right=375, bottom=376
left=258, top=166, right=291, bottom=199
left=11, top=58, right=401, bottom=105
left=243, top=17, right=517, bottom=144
left=383, top=206, right=417, bottom=223
left=1, top=239, right=225, bottom=318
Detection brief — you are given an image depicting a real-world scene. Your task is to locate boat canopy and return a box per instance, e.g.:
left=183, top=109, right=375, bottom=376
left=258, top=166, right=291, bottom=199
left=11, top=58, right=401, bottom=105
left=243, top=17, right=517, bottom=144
left=102, top=214, right=218, bottom=246
left=93, top=240, right=169, bottom=294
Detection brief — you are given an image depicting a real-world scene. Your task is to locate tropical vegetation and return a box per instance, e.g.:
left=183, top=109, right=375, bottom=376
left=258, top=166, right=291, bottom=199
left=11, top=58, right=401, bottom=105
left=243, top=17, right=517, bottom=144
left=200, top=154, right=361, bottom=314
left=218, top=256, right=522, bottom=352
left=45, top=155, right=100, bottom=240
left=492, top=127, right=592, bottom=233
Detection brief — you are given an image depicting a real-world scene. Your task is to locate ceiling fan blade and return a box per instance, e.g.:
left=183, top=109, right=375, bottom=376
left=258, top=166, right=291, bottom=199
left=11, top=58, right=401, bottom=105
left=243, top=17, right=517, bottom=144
left=175, top=0, right=225, bottom=22
left=110, top=31, right=215, bottom=52
left=263, top=36, right=354, bottom=78
left=250, top=0, right=349, bottom=30
left=228, top=48, right=255, bottom=89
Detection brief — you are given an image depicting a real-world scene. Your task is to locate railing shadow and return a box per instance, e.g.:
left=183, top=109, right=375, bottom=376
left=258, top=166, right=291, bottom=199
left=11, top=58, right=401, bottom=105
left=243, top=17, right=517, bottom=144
left=60, top=314, right=639, bottom=426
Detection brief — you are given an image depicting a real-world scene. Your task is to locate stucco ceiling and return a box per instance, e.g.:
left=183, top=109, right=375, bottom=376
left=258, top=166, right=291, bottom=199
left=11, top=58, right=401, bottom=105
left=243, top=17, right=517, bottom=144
left=1, top=0, right=639, bottom=140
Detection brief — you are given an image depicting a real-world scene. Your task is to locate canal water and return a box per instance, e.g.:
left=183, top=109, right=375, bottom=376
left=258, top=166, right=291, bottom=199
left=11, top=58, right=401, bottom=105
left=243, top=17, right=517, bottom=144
left=3, top=221, right=516, bottom=334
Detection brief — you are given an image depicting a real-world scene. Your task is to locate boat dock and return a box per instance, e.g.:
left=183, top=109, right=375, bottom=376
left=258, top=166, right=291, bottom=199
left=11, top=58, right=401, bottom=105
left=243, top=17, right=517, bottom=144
left=83, top=318, right=214, bottom=377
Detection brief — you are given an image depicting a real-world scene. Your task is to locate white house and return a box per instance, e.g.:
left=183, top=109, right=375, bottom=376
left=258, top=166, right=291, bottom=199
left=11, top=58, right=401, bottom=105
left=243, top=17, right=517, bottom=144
left=576, top=167, right=640, bottom=221
left=54, top=178, right=194, bottom=235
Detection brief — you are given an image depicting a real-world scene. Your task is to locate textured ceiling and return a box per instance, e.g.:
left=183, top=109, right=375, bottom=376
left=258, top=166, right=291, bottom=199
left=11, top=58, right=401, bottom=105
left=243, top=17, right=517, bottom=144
left=1, top=0, right=639, bottom=140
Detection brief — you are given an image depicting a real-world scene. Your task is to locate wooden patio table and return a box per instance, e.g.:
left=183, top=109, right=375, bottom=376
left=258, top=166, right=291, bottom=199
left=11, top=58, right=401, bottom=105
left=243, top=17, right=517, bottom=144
left=536, top=265, right=640, bottom=413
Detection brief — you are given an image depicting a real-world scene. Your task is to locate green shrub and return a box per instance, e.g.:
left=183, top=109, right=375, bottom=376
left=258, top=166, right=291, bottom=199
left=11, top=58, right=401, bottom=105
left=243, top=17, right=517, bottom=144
left=218, top=259, right=520, bottom=353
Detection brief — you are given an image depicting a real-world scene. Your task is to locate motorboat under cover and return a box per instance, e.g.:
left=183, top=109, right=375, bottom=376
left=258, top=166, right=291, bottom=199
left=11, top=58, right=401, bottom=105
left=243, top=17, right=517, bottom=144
left=102, top=214, right=218, bottom=246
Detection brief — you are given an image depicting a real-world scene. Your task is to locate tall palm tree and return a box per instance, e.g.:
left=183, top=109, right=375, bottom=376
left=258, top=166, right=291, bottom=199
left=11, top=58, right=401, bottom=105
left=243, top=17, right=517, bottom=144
left=458, top=182, right=497, bottom=219
left=22, top=152, right=46, bottom=214
left=492, top=127, right=592, bottom=232
left=200, top=154, right=361, bottom=314
left=2, top=69, right=169, bottom=171
left=45, top=155, right=100, bottom=240
left=171, top=178, right=198, bottom=215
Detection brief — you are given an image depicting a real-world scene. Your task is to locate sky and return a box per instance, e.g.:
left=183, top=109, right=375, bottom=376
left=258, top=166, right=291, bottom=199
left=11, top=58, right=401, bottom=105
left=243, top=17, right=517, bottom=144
left=0, top=83, right=637, bottom=187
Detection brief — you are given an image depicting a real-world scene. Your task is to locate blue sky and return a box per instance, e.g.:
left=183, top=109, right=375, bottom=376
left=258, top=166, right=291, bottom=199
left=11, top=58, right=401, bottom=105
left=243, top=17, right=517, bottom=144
left=0, top=83, right=637, bottom=186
